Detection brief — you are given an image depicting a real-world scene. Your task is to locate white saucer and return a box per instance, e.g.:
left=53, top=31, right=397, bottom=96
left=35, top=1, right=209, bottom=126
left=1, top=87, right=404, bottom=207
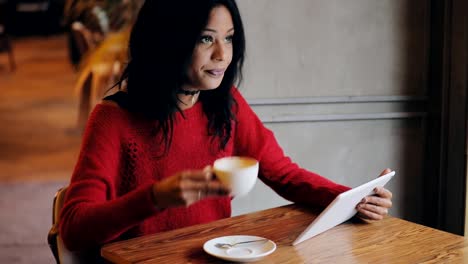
left=203, top=235, right=276, bottom=262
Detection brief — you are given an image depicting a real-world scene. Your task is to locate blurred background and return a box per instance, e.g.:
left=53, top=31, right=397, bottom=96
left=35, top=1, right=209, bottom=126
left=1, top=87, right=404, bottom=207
left=0, top=0, right=467, bottom=263
left=0, top=0, right=143, bottom=262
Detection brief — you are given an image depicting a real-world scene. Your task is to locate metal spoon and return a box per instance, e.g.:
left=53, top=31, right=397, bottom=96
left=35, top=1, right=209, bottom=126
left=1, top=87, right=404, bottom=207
left=215, top=239, right=268, bottom=249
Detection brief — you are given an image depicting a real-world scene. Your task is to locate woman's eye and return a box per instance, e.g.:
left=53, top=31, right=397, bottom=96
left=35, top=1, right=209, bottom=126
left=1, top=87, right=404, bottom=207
left=225, top=35, right=234, bottom=43
left=199, top=35, right=213, bottom=44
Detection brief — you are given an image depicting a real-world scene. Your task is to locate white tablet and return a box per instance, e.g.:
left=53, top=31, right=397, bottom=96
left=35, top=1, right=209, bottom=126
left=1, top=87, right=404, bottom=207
left=292, top=171, right=395, bottom=245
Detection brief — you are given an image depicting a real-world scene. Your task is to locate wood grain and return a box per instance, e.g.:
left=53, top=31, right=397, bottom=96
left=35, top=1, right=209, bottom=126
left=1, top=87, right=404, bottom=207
left=101, top=205, right=468, bottom=263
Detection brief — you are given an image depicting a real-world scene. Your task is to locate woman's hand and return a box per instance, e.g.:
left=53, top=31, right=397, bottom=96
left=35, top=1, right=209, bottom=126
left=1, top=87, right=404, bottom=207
left=356, top=168, right=393, bottom=220
left=151, top=166, right=230, bottom=209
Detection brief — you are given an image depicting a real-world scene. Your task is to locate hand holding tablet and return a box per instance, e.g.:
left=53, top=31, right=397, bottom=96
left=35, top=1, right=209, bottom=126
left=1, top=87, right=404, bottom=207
left=293, top=171, right=395, bottom=245
left=355, top=168, right=394, bottom=221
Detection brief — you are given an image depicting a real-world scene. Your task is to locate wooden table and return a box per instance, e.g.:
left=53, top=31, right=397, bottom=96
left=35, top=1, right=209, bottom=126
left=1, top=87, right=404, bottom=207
left=101, top=204, right=468, bottom=263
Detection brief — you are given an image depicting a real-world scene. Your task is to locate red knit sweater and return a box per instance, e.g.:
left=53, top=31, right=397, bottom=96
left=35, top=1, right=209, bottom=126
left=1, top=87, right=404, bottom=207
left=59, top=88, right=350, bottom=251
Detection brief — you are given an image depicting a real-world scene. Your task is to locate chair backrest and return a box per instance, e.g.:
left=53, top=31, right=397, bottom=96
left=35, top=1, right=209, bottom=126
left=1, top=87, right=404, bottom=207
left=47, top=187, right=89, bottom=264
left=70, top=21, right=96, bottom=58
left=0, top=24, right=6, bottom=50
left=75, top=61, right=121, bottom=131
left=0, top=22, right=16, bottom=71
left=48, top=187, right=64, bottom=262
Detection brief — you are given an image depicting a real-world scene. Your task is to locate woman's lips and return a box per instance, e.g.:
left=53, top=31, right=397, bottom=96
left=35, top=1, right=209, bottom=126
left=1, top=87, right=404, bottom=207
left=206, top=69, right=225, bottom=77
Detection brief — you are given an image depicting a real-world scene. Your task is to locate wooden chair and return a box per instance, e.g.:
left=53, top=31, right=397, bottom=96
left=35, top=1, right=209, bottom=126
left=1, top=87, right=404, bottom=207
left=75, top=61, right=120, bottom=131
left=47, top=187, right=79, bottom=264
left=47, top=187, right=102, bottom=263
left=73, top=27, right=127, bottom=131
left=71, top=22, right=93, bottom=57
left=76, top=70, right=93, bottom=131
left=0, top=23, right=16, bottom=71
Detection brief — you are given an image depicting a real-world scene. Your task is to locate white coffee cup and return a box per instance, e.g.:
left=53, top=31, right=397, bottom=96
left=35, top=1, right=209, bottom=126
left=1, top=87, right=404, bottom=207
left=213, top=156, right=259, bottom=197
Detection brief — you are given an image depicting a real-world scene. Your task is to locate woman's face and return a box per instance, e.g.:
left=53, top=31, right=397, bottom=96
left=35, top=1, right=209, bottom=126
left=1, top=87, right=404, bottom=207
left=183, top=5, right=234, bottom=91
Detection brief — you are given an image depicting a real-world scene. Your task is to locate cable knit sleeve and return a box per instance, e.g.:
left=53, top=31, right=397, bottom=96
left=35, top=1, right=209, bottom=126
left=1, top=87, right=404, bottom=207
left=232, top=88, right=350, bottom=208
left=59, top=104, right=158, bottom=251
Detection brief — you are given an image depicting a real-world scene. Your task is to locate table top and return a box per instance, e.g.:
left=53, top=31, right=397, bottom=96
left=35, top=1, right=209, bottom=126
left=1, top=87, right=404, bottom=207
left=101, top=204, right=468, bottom=263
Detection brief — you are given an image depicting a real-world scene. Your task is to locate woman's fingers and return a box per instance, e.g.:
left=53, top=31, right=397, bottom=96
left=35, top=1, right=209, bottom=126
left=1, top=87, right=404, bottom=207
left=356, top=187, right=393, bottom=221
left=362, top=191, right=393, bottom=208
left=374, top=187, right=393, bottom=200
left=182, top=182, right=230, bottom=205
left=177, top=167, right=230, bottom=206
left=356, top=207, right=385, bottom=220
left=153, top=166, right=230, bottom=208
left=180, top=167, right=213, bottom=181
left=354, top=169, right=393, bottom=221
left=379, top=168, right=392, bottom=176
left=181, top=180, right=230, bottom=196
left=358, top=201, right=388, bottom=214
left=356, top=200, right=389, bottom=220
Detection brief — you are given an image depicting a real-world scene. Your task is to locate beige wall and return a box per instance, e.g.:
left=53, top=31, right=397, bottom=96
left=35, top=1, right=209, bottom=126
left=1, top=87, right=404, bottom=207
left=231, top=0, right=429, bottom=225
left=239, top=0, right=427, bottom=98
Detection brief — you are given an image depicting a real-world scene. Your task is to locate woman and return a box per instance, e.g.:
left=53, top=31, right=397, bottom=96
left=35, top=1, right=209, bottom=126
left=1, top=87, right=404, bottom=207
left=60, top=0, right=393, bottom=252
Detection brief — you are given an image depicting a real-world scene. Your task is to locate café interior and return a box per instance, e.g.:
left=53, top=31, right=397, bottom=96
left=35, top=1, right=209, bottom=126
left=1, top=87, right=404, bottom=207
left=1, top=0, right=468, bottom=263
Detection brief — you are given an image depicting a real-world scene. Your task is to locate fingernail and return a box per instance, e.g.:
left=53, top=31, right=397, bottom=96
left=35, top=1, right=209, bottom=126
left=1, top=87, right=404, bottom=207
left=361, top=198, right=367, bottom=203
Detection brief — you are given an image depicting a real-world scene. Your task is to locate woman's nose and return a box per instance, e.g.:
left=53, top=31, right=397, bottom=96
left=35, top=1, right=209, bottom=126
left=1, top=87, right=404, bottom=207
left=212, top=42, right=227, bottom=61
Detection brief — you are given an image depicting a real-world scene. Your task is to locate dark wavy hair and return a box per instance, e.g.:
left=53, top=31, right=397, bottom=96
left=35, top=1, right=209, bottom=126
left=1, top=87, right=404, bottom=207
left=117, top=0, right=245, bottom=154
